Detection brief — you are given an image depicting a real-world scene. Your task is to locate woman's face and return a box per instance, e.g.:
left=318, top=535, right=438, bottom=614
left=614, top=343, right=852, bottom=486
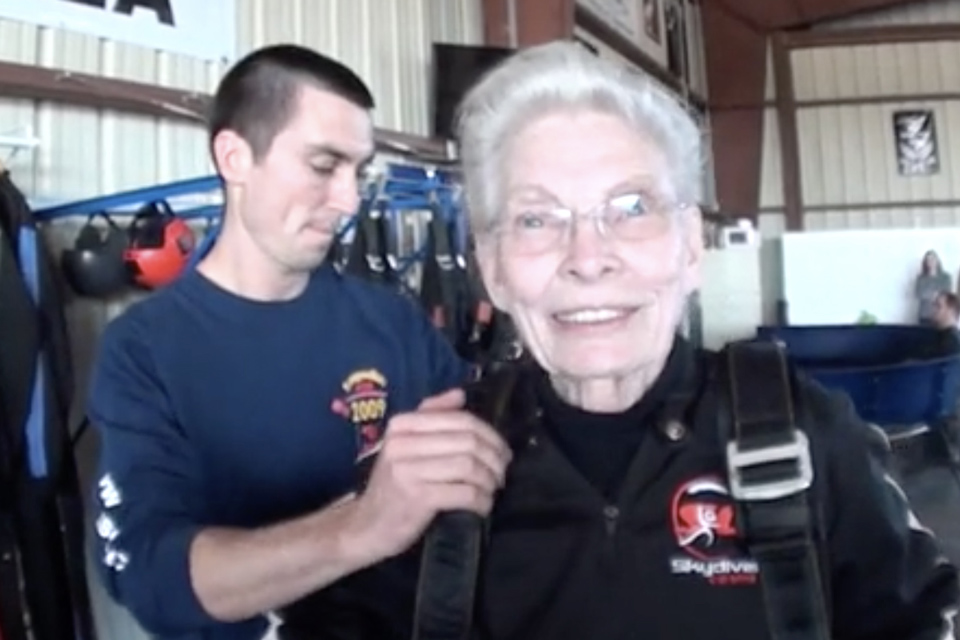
left=475, top=109, right=703, bottom=382
left=925, top=252, right=939, bottom=272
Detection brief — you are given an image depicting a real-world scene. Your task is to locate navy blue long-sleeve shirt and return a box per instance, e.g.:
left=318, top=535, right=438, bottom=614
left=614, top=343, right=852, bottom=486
left=87, top=264, right=469, bottom=640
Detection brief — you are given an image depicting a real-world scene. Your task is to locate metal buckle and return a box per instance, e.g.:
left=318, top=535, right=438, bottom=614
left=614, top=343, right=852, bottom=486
left=726, top=430, right=814, bottom=501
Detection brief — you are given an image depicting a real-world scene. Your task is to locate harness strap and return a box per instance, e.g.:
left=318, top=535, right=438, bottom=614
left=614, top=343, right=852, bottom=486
left=344, top=199, right=391, bottom=284
left=412, top=369, right=518, bottom=640
left=420, top=206, right=461, bottom=346
left=722, top=341, right=830, bottom=640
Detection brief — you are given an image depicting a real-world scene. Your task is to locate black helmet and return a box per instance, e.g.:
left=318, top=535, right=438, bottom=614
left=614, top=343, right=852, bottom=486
left=60, top=212, right=129, bottom=298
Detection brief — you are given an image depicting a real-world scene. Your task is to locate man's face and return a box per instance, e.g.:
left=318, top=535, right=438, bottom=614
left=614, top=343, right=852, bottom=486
left=218, top=85, right=375, bottom=273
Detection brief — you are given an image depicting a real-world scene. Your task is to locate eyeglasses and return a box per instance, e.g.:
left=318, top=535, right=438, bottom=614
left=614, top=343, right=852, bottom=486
left=495, top=191, right=686, bottom=256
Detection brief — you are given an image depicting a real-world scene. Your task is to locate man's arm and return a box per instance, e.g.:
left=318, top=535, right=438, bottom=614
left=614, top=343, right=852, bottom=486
left=807, top=384, right=960, bottom=640
left=90, top=311, right=508, bottom=636
left=187, top=497, right=375, bottom=623
left=89, top=315, right=387, bottom=634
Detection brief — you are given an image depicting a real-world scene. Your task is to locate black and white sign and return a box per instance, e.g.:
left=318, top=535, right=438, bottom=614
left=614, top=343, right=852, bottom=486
left=0, top=0, right=235, bottom=62
left=893, top=109, right=940, bottom=177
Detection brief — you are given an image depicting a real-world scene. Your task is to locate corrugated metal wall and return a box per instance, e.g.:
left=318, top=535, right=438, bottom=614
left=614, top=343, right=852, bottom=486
left=0, top=0, right=482, bottom=203
left=792, top=41, right=960, bottom=230
left=0, top=2, right=482, bottom=640
left=239, top=0, right=483, bottom=138
left=759, top=0, right=960, bottom=235
left=0, top=22, right=223, bottom=203
left=756, top=0, right=960, bottom=322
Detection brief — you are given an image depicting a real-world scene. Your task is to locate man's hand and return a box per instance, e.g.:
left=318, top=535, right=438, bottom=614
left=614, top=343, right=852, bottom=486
left=342, top=388, right=512, bottom=562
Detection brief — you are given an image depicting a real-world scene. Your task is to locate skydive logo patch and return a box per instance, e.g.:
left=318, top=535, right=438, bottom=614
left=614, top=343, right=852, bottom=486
left=332, top=368, right=389, bottom=462
left=668, top=475, right=758, bottom=586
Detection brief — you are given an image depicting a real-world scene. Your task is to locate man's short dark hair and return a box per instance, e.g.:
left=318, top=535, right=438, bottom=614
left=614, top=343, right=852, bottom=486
left=940, top=292, right=960, bottom=316
left=208, top=44, right=375, bottom=161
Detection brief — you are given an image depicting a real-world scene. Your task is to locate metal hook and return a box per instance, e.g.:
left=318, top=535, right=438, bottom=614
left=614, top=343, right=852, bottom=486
left=0, top=125, right=41, bottom=167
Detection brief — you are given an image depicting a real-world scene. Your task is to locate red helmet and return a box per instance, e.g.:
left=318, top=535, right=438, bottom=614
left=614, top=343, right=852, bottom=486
left=123, top=203, right=196, bottom=289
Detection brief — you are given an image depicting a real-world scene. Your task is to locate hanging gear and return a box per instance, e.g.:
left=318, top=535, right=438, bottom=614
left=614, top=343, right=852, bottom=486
left=420, top=202, right=470, bottom=349
left=124, top=202, right=195, bottom=289
left=60, top=212, right=129, bottom=298
left=459, top=242, right=520, bottom=373
left=0, top=168, right=96, bottom=640
left=345, top=198, right=397, bottom=286
left=0, top=183, right=32, bottom=640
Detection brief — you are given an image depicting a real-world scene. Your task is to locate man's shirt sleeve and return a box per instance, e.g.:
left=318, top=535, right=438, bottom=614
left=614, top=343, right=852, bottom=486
left=412, top=299, right=473, bottom=394
left=88, top=313, right=217, bottom=636
left=810, top=383, right=960, bottom=640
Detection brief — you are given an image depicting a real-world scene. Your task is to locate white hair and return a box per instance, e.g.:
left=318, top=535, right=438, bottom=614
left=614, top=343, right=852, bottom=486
left=455, top=40, right=705, bottom=233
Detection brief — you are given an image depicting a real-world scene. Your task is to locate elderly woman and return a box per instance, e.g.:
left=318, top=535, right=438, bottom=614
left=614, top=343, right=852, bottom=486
left=448, top=41, right=958, bottom=640
left=277, top=42, right=958, bottom=640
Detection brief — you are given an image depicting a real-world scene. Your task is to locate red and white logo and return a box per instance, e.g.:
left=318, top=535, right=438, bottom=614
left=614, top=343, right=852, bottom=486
left=668, top=475, right=758, bottom=586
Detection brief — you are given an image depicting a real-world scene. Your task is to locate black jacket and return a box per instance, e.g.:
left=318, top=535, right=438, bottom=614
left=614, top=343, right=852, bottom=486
left=285, top=341, right=960, bottom=640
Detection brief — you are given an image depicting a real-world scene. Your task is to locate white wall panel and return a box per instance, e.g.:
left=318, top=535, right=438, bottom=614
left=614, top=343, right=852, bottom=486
left=0, top=18, right=223, bottom=203
left=803, top=206, right=960, bottom=230
left=796, top=101, right=960, bottom=206
left=0, top=0, right=483, bottom=203
left=792, top=42, right=960, bottom=102
left=238, top=0, right=482, bottom=138
left=819, top=0, right=960, bottom=28
left=700, top=246, right=763, bottom=347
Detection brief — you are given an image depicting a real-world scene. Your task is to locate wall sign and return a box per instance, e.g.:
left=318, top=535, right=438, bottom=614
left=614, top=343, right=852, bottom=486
left=893, top=109, right=940, bottom=177
left=643, top=0, right=662, bottom=44
left=577, top=0, right=644, bottom=43
left=0, top=0, right=236, bottom=62
left=576, top=0, right=667, bottom=67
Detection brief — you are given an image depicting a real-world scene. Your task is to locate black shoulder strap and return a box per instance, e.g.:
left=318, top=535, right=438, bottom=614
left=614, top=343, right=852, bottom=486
left=720, top=340, right=831, bottom=640
left=412, top=369, right=519, bottom=640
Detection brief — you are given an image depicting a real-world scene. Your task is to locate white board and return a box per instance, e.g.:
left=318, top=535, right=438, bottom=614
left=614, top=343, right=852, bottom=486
left=781, top=227, right=960, bottom=325
left=0, top=0, right=236, bottom=62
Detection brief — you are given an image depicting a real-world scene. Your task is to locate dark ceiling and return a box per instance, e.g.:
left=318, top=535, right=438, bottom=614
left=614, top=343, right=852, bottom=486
left=714, top=0, right=924, bottom=30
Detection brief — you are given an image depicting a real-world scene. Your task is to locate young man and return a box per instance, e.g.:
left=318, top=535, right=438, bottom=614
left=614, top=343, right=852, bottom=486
left=87, top=45, right=510, bottom=640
